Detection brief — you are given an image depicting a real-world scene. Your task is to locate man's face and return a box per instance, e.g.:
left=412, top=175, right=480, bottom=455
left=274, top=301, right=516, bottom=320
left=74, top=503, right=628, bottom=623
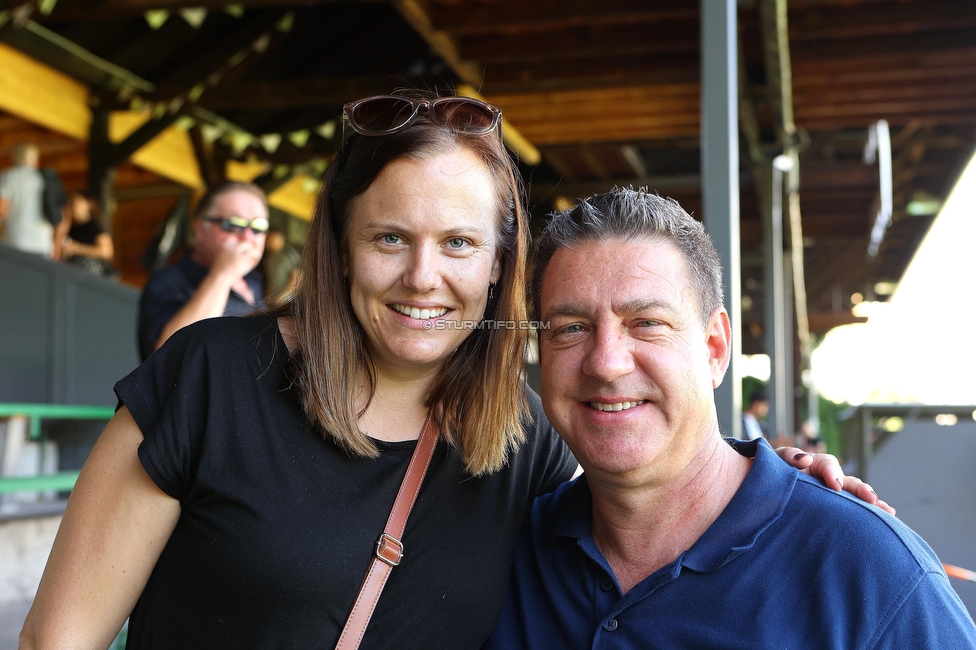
left=538, top=237, right=731, bottom=488
left=192, top=190, right=268, bottom=270
left=754, top=400, right=770, bottom=419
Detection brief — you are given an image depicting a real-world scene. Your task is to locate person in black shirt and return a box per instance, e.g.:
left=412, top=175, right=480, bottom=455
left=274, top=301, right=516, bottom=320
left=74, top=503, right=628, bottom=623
left=22, top=93, right=883, bottom=650
left=55, top=192, right=117, bottom=277
left=137, top=181, right=268, bottom=360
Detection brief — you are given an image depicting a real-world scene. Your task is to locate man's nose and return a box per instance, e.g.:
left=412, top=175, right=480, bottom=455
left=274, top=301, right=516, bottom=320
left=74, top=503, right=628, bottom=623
left=582, top=326, right=635, bottom=383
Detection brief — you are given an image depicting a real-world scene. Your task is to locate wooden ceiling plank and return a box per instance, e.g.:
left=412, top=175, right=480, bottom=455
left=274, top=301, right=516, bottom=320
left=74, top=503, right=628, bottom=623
left=0, top=42, right=90, bottom=139
left=788, top=0, right=976, bottom=42
left=461, top=21, right=699, bottom=64
left=791, top=25, right=976, bottom=62
left=390, top=0, right=481, bottom=87
left=431, top=0, right=696, bottom=36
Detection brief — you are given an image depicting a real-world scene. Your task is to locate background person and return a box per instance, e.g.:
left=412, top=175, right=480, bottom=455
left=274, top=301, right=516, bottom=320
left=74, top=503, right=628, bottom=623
left=0, top=142, right=53, bottom=257
left=741, top=386, right=770, bottom=440
left=55, top=192, right=116, bottom=277
left=22, top=95, right=881, bottom=650
left=487, top=188, right=974, bottom=649
left=137, top=180, right=268, bottom=360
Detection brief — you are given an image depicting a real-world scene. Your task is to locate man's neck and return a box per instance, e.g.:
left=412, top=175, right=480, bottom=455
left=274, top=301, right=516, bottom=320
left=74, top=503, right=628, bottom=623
left=588, top=433, right=751, bottom=594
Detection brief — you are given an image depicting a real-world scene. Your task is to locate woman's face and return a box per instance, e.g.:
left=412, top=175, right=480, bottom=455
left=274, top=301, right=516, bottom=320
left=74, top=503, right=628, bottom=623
left=70, top=195, right=91, bottom=222
left=344, top=147, right=503, bottom=379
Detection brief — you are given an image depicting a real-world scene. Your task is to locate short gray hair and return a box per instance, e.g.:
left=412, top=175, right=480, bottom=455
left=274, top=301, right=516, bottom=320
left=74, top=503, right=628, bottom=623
left=531, top=187, right=724, bottom=325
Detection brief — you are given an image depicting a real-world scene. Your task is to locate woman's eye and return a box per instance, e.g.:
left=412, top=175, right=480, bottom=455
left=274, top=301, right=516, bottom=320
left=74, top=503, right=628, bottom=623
left=380, top=234, right=402, bottom=245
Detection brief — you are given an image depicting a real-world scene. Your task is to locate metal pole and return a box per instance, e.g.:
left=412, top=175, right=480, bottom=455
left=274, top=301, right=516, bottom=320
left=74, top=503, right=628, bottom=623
left=701, top=0, right=741, bottom=439
left=766, top=159, right=788, bottom=439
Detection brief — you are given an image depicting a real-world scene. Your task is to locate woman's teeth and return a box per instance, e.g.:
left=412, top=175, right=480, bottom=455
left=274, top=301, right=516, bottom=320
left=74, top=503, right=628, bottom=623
left=393, top=304, right=448, bottom=320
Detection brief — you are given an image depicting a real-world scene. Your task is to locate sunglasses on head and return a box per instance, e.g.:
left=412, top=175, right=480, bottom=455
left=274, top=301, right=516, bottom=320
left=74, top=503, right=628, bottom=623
left=203, top=215, right=270, bottom=236
left=341, top=95, right=503, bottom=153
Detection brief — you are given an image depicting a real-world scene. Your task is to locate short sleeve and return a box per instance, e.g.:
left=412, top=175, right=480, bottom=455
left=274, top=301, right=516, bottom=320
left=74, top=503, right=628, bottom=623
left=870, top=570, right=976, bottom=649
left=0, top=171, right=10, bottom=198
left=521, top=387, right=578, bottom=496
left=115, top=324, right=213, bottom=500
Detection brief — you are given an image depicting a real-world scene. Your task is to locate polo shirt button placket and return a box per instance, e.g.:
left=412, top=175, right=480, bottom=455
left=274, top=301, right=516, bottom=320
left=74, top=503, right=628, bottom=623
left=603, top=618, right=618, bottom=632
left=600, top=578, right=614, bottom=592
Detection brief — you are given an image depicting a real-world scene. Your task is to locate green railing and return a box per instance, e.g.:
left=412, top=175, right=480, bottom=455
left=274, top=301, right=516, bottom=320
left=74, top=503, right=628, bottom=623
left=0, top=403, right=114, bottom=495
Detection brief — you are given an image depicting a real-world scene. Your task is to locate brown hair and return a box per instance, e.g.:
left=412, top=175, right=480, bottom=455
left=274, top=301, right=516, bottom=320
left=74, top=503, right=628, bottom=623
left=278, top=94, right=529, bottom=475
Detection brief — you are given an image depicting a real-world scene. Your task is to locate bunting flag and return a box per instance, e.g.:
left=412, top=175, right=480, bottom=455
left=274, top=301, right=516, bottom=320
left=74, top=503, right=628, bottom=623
left=179, top=8, right=208, bottom=29
left=144, top=10, right=169, bottom=30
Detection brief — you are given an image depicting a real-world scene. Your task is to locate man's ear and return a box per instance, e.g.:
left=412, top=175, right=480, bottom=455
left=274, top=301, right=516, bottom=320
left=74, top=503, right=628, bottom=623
left=706, top=308, right=732, bottom=388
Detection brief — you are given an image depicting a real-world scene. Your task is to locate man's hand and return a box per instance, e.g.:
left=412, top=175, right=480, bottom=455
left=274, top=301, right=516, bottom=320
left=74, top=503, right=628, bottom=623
left=211, top=237, right=263, bottom=282
left=777, top=446, right=896, bottom=515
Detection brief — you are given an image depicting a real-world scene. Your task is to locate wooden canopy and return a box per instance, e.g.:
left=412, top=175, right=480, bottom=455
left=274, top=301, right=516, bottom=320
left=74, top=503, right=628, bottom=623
left=0, top=0, right=973, bottom=352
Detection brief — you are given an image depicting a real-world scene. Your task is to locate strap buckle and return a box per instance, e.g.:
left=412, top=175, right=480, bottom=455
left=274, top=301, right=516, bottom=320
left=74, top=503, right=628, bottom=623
left=375, top=533, right=404, bottom=567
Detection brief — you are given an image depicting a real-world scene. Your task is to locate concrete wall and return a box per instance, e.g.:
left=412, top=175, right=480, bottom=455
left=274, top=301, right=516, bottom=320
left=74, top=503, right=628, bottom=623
left=0, top=515, right=59, bottom=605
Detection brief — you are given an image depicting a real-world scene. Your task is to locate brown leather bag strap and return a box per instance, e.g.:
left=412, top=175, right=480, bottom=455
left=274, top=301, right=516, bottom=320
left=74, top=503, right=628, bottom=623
left=334, top=414, right=440, bottom=650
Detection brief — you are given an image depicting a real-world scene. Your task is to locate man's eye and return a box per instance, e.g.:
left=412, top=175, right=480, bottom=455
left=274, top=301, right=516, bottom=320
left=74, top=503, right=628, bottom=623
left=380, top=234, right=402, bottom=245
left=447, top=237, right=468, bottom=249
left=556, top=323, right=585, bottom=335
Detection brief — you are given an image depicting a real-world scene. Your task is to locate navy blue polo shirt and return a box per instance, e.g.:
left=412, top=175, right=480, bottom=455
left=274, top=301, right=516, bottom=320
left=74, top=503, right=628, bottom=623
left=487, top=439, right=976, bottom=649
left=138, top=251, right=265, bottom=361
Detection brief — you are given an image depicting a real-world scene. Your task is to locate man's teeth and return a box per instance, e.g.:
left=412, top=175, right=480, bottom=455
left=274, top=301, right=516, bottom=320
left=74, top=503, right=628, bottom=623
left=393, top=304, right=448, bottom=320
left=590, top=401, right=645, bottom=412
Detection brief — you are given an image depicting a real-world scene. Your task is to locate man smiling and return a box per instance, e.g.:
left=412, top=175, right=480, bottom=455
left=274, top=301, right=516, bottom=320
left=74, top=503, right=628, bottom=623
left=486, top=188, right=976, bottom=649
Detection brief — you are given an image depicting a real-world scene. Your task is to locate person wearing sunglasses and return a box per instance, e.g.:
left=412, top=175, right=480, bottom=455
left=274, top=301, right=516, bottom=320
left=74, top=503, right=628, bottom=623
left=22, top=93, right=887, bottom=650
left=136, top=180, right=270, bottom=361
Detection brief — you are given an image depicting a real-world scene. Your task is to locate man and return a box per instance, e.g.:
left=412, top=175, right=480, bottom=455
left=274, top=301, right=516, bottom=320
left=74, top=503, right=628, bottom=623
left=0, top=143, right=53, bottom=257
left=741, top=386, right=770, bottom=440
left=138, top=181, right=268, bottom=360
left=487, top=188, right=976, bottom=648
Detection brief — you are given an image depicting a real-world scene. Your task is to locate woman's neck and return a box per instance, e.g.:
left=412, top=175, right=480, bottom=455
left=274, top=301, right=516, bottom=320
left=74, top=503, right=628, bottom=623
left=357, top=370, right=438, bottom=442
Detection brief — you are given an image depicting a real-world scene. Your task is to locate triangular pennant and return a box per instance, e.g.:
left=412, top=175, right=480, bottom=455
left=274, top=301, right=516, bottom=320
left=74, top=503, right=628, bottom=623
left=180, top=7, right=207, bottom=29
left=288, top=130, right=310, bottom=148
left=260, top=134, right=282, bottom=153
left=144, top=10, right=169, bottom=30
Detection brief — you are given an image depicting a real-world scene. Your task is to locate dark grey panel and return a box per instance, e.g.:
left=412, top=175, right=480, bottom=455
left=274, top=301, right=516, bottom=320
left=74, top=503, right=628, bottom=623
left=0, top=244, right=139, bottom=407
left=0, top=251, right=53, bottom=403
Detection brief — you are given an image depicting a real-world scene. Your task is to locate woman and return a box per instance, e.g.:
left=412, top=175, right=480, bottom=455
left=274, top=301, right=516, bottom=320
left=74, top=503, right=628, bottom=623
left=21, top=93, right=880, bottom=649
left=55, top=192, right=117, bottom=277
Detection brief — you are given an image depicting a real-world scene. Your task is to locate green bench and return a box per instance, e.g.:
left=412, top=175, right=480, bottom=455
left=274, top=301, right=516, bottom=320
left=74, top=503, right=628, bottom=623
left=0, top=403, right=114, bottom=495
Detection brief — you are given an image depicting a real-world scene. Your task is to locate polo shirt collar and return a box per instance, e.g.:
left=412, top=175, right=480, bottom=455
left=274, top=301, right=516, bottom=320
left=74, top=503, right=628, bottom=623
left=680, top=439, right=796, bottom=572
left=550, top=439, right=797, bottom=575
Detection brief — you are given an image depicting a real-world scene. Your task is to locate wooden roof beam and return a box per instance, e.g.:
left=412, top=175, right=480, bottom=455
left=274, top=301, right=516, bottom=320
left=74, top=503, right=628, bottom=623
left=431, top=0, right=696, bottom=36
left=387, top=1, right=540, bottom=165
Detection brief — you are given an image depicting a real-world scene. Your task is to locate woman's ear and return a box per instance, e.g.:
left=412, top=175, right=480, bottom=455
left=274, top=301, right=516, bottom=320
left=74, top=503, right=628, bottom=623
left=489, top=249, right=502, bottom=285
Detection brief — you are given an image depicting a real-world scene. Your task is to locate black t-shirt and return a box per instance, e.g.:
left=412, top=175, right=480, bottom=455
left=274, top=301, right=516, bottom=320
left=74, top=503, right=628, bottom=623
left=67, top=219, right=103, bottom=245
left=114, top=314, right=577, bottom=649
left=137, top=251, right=266, bottom=361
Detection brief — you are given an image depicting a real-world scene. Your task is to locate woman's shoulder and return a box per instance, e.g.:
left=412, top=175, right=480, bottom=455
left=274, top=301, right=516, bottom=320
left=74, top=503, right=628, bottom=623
left=147, top=313, right=286, bottom=374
